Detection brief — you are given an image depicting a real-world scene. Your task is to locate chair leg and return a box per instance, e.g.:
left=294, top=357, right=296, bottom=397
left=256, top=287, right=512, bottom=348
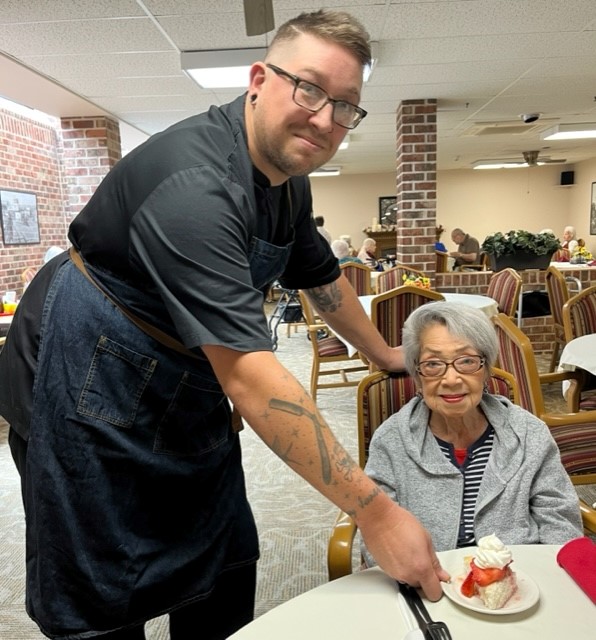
left=310, top=363, right=319, bottom=401
left=549, top=342, right=560, bottom=372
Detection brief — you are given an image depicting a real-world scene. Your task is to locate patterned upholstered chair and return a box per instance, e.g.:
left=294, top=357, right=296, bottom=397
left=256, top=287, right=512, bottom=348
left=545, top=266, right=571, bottom=371
left=562, top=284, right=596, bottom=343
left=339, top=262, right=373, bottom=295
left=486, top=267, right=522, bottom=319
left=298, top=291, right=368, bottom=401
left=370, top=285, right=445, bottom=354
left=375, top=264, right=426, bottom=294
left=491, top=312, right=596, bottom=535
left=327, top=366, right=520, bottom=580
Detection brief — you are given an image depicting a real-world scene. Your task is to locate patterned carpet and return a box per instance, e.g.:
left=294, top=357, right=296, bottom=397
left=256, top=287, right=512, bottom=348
left=0, top=316, right=569, bottom=639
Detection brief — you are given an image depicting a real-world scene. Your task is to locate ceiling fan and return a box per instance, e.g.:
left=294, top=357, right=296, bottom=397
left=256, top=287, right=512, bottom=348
left=521, top=150, right=567, bottom=166
left=244, top=0, right=275, bottom=36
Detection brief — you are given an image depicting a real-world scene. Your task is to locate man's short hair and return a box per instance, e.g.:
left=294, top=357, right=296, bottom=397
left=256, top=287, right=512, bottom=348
left=315, top=216, right=325, bottom=226
left=268, top=10, right=371, bottom=68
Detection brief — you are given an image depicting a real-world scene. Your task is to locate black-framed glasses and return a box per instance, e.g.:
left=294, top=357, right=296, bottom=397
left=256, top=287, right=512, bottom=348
left=416, top=355, right=486, bottom=378
left=266, top=63, right=367, bottom=130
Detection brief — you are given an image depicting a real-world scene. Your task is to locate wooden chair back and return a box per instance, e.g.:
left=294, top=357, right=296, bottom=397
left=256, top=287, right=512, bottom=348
left=545, top=266, right=570, bottom=370
left=339, top=262, right=373, bottom=295
left=487, top=267, right=522, bottom=318
left=370, top=285, right=444, bottom=349
left=435, top=250, right=449, bottom=273
left=375, top=264, right=426, bottom=294
left=562, top=284, right=596, bottom=342
left=298, top=291, right=368, bottom=400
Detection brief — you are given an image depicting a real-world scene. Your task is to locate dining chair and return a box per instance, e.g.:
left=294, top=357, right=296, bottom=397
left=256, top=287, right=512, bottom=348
left=375, top=264, right=427, bottom=294
left=562, top=284, right=596, bottom=343
left=298, top=291, right=368, bottom=401
left=339, top=262, right=373, bottom=295
left=544, top=266, right=572, bottom=372
left=486, top=267, right=522, bottom=319
left=491, top=312, right=596, bottom=534
left=435, top=250, right=449, bottom=273
left=458, top=252, right=489, bottom=272
left=370, top=285, right=445, bottom=352
left=327, top=366, right=520, bottom=581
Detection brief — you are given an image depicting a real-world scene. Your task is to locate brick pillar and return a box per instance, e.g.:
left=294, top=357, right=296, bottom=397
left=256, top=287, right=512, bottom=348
left=60, top=115, right=121, bottom=224
left=394, top=99, right=437, bottom=278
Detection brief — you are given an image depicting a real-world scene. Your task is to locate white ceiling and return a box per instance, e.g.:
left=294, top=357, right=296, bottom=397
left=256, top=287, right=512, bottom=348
left=1, top=0, right=596, bottom=174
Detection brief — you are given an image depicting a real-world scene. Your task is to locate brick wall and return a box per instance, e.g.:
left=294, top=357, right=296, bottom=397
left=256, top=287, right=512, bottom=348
left=395, top=99, right=437, bottom=276
left=0, top=111, right=121, bottom=296
left=0, top=108, right=67, bottom=294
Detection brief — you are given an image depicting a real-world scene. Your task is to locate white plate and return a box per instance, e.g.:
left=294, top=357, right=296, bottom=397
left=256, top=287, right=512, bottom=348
left=442, top=552, right=540, bottom=615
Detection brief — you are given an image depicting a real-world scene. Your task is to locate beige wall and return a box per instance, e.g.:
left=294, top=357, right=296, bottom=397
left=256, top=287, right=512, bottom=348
left=311, top=160, right=596, bottom=255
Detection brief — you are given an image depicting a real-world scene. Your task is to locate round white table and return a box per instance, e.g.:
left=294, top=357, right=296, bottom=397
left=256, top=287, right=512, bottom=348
left=229, top=545, right=594, bottom=639
left=559, top=334, right=596, bottom=377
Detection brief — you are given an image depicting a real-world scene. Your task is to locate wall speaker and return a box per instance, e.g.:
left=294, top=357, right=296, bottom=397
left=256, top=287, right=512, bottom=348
left=560, top=170, right=575, bottom=186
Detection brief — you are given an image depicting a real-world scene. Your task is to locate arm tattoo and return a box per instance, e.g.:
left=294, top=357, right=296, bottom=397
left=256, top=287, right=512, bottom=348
left=306, top=281, right=343, bottom=314
left=269, top=398, right=332, bottom=484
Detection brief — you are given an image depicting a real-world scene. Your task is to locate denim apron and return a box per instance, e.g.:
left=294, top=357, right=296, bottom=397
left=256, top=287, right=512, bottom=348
left=23, top=236, right=292, bottom=639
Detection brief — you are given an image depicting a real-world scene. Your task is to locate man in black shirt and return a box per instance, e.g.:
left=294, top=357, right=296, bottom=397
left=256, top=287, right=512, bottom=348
left=0, top=10, right=447, bottom=639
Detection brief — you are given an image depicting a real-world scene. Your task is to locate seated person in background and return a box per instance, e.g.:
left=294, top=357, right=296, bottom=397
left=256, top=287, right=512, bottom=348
left=449, top=228, right=479, bottom=269
left=331, top=239, right=364, bottom=265
left=314, top=215, right=332, bottom=244
left=357, top=238, right=383, bottom=271
left=554, top=225, right=579, bottom=261
left=361, top=302, right=582, bottom=563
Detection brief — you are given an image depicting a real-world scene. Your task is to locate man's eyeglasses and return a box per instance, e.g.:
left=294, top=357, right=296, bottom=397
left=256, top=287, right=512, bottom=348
left=416, top=355, right=486, bottom=378
left=266, top=63, right=367, bottom=130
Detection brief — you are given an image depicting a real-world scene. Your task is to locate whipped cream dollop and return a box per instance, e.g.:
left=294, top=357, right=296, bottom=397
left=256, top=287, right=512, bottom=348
left=474, top=534, right=512, bottom=569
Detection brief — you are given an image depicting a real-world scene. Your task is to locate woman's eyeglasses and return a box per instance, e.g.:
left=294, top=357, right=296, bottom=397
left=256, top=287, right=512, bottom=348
left=266, top=63, right=367, bottom=130
left=416, top=355, right=486, bottom=378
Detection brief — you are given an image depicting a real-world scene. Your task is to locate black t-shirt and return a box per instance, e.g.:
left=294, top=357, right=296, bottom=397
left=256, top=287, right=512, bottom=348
left=68, top=94, right=339, bottom=352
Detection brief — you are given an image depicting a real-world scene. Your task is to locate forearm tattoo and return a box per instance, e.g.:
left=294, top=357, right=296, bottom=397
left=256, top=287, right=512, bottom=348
left=269, top=398, right=332, bottom=484
left=307, top=281, right=343, bottom=314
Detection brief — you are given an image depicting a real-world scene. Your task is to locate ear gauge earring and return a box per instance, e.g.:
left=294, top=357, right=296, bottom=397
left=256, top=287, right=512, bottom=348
left=250, top=94, right=257, bottom=104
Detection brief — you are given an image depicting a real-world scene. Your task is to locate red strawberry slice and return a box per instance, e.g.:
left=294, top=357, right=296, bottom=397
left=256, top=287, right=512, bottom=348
left=470, top=559, right=509, bottom=586
left=460, top=570, right=476, bottom=597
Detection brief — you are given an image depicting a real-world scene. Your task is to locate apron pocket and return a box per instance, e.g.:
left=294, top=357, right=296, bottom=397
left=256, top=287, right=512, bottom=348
left=154, top=370, right=231, bottom=458
left=77, top=334, right=157, bottom=428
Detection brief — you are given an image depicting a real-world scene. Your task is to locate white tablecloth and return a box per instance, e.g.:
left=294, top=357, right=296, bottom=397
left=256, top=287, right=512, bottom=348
left=229, top=545, right=595, bottom=639
left=550, top=261, right=596, bottom=271
left=559, top=334, right=596, bottom=377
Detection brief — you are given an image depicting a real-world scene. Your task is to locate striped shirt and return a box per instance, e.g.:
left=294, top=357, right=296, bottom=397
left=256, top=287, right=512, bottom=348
left=435, top=425, right=495, bottom=547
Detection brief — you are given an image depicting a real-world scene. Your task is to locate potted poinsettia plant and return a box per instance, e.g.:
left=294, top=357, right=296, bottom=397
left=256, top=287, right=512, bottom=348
left=481, top=229, right=561, bottom=271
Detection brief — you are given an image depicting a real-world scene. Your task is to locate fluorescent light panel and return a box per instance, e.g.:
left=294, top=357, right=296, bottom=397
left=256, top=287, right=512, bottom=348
left=181, top=48, right=267, bottom=89
left=473, top=161, right=535, bottom=170
left=541, top=123, right=596, bottom=140
left=310, top=166, right=341, bottom=177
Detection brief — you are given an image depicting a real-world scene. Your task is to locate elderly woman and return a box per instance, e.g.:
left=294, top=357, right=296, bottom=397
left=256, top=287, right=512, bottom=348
left=362, top=302, right=582, bottom=562
left=331, top=239, right=364, bottom=265
left=357, top=238, right=382, bottom=270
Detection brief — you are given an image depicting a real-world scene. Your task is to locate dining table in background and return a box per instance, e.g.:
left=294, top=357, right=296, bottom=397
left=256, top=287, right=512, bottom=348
left=229, top=545, right=594, bottom=639
left=558, top=333, right=596, bottom=407
left=0, top=313, right=13, bottom=338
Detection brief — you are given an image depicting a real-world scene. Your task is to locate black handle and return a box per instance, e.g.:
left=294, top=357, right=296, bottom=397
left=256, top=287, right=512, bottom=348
left=399, top=583, right=430, bottom=635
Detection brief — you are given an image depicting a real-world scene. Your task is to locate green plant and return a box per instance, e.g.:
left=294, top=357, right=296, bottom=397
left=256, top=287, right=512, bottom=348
left=481, top=230, right=561, bottom=257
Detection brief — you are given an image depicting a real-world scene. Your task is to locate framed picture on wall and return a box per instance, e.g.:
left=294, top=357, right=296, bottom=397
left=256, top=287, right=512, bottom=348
left=0, top=189, right=40, bottom=245
left=378, top=196, right=397, bottom=219
left=591, top=182, right=596, bottom=235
